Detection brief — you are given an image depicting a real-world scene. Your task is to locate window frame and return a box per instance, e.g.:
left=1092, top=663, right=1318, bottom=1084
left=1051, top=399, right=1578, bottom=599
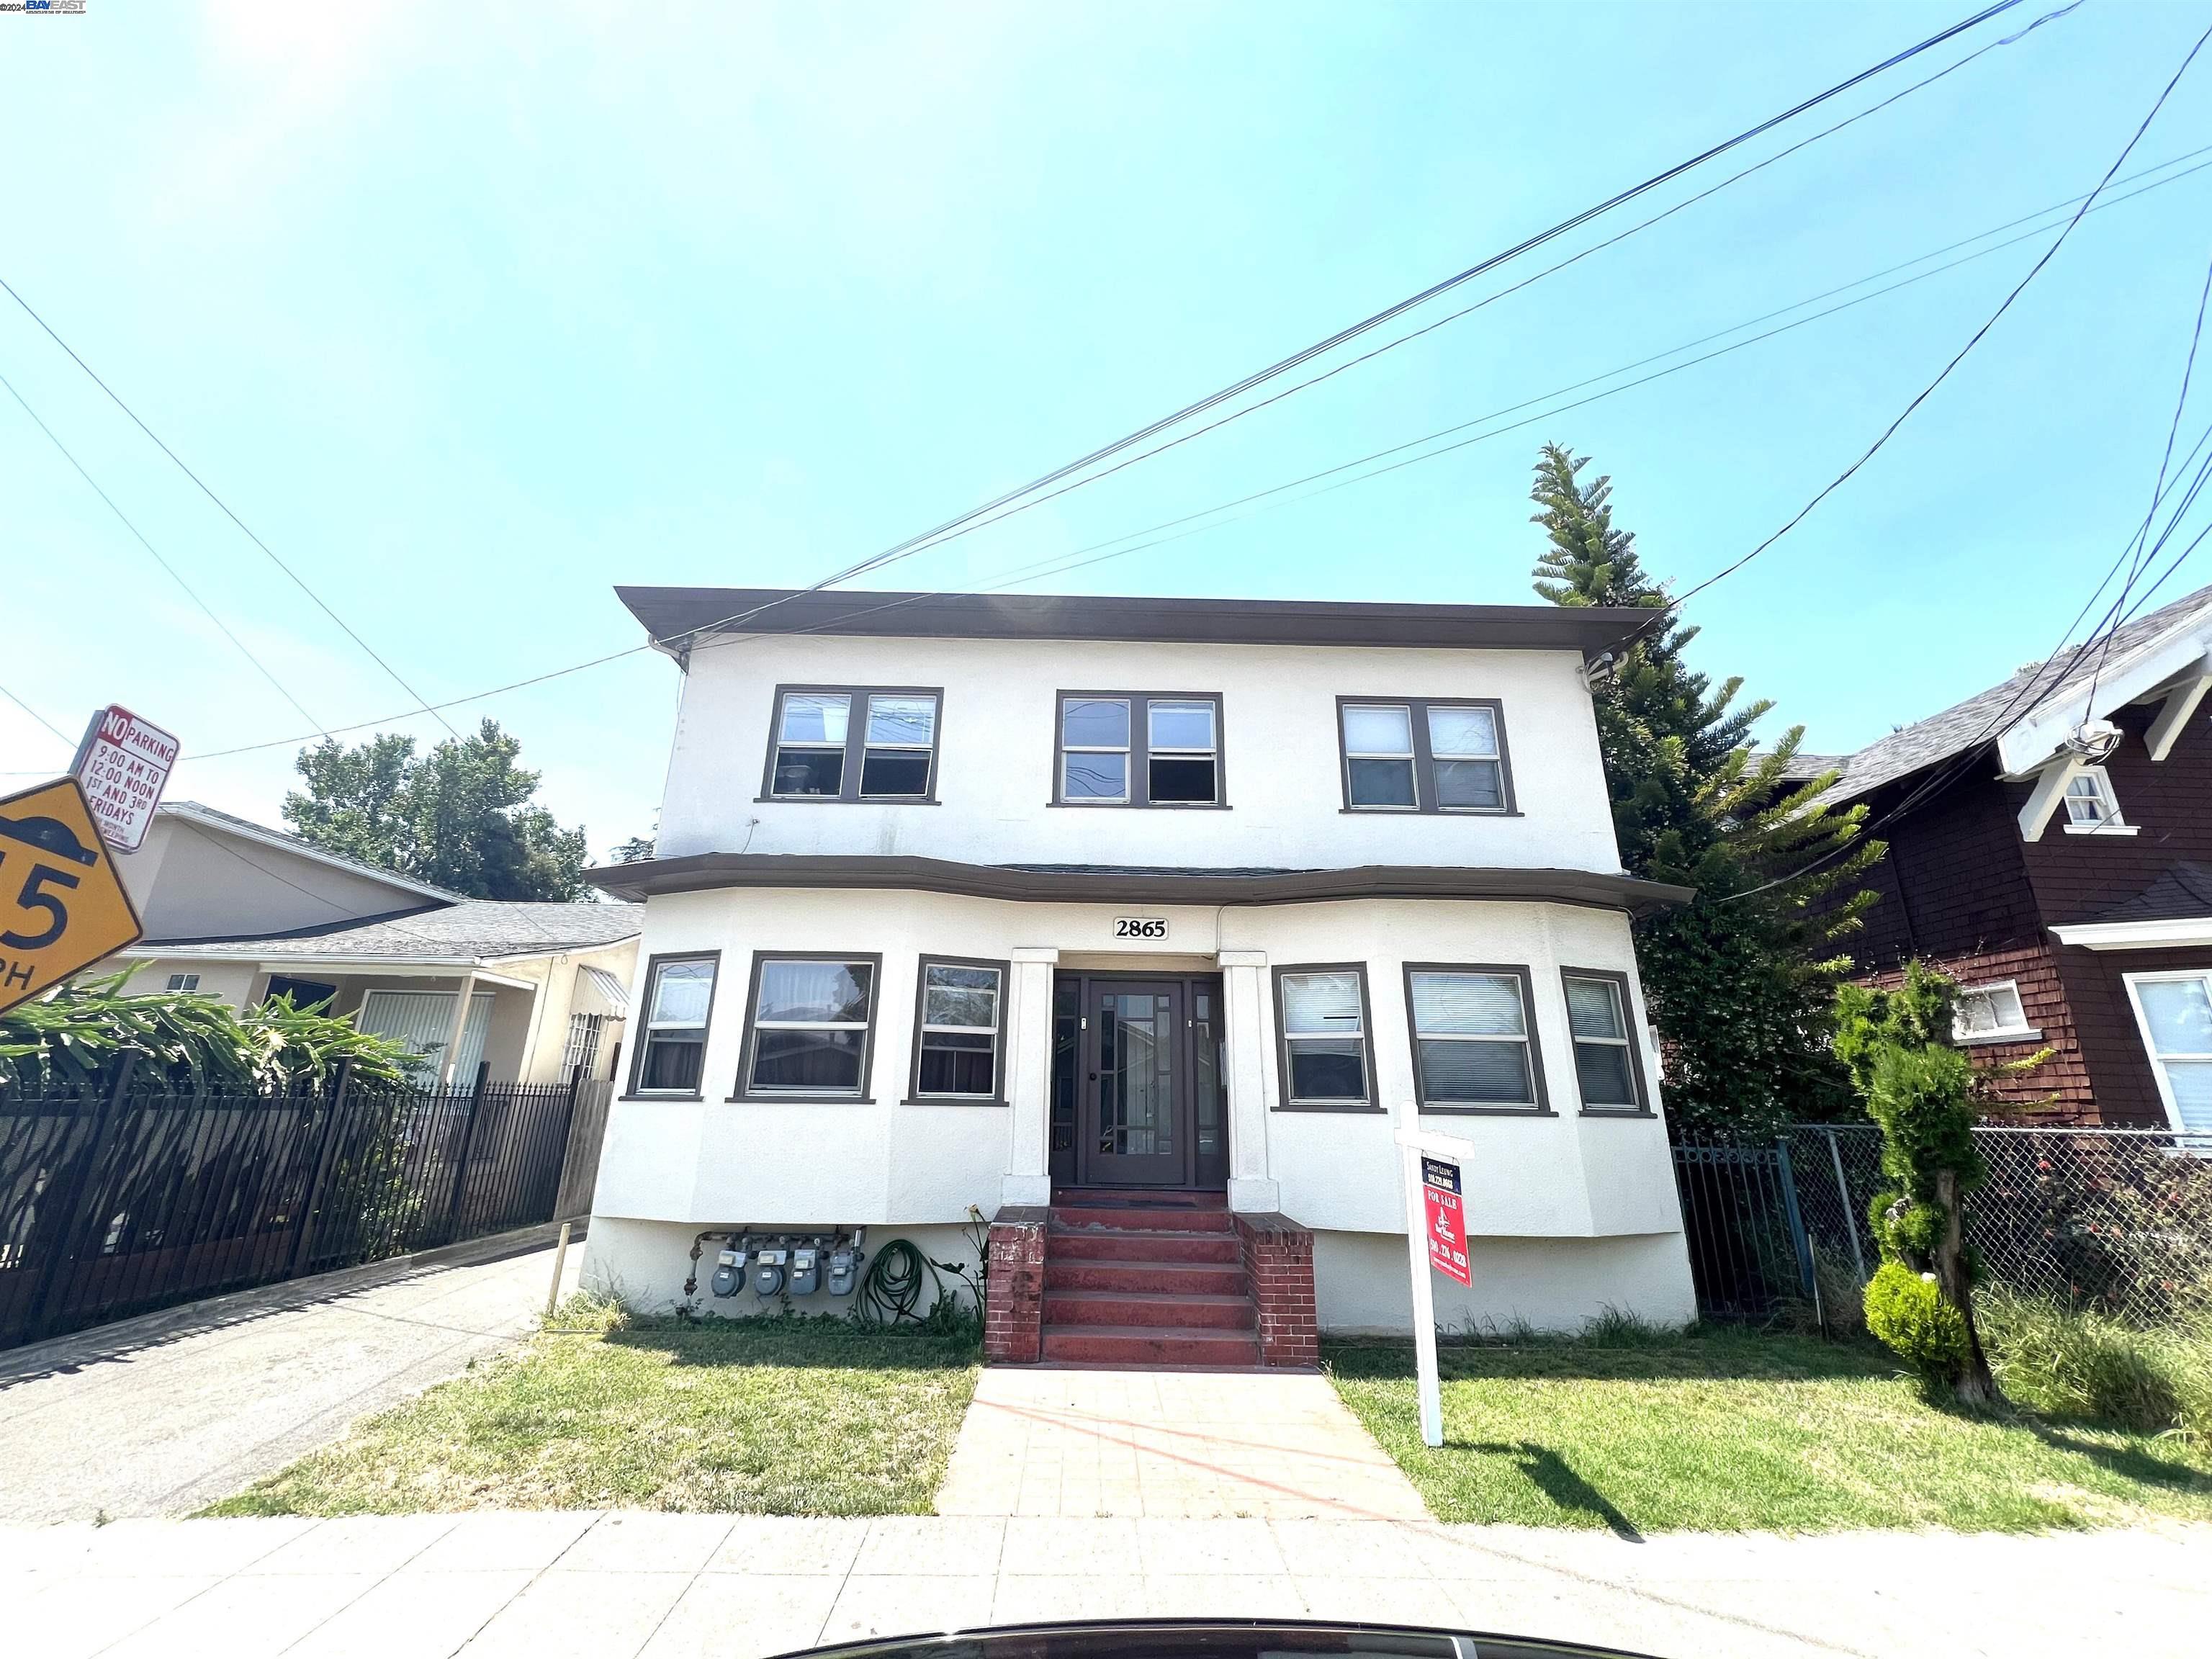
left=1336, top=696, right=1517, bottom=816
left=1401, top=961, right=1553, bottom=1115
left=1269, top=962, right=1381, bottom=1112
left=166, top=971, right=202, bottom=992
left=625, top=951, right=721, bottom=1100
left=757, top=684, right=945, bottom=805
left=1051, top=690, right=1228, bottom=809
left=2060, top=766, right=2127, bottom=834
left=731, top=950, right=884, bottom=1104
left=1557, top=966, right=1650, bottom=1116
left=1951, top=979, right=2041, bottom=1046
left=2121, top=969, right=2212, bottom=1137
left=906, top=954, right=1012, bottom=1107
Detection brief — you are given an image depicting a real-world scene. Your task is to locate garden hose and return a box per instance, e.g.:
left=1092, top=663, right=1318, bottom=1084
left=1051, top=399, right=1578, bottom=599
left=857, top=1237, right=947, bottom=1324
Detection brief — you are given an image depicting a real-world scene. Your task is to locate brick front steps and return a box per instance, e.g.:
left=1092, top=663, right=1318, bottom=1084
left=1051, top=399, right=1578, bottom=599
left=984, top=1190, right=1318, bottom=1370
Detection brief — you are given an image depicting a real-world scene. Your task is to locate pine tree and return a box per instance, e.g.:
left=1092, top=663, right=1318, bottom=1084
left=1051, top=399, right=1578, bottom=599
left=1530, top=443, right=1882, bottom=1135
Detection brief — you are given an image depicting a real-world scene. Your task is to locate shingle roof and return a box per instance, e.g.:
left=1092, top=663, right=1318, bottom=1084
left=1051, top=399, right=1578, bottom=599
left=2087, top=863, right=2212, bottom=927
left=139, top=899, right=643, bottom=960
left=1786, top=583, right=2212, bottom=799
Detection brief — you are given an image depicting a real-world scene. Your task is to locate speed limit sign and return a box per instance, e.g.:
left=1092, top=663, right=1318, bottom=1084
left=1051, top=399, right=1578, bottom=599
left=0, top=776, right=144, bottom=1015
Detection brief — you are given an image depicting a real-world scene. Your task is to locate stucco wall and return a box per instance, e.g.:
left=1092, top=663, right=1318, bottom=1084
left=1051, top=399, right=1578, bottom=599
left=1313, top=1230, right=1696, bottom=1334
left=583, top=1215, right=979, bottom=1319
left=114, top=816, right=433, bottom=940
left=655, top=632, right=1618, bottom=873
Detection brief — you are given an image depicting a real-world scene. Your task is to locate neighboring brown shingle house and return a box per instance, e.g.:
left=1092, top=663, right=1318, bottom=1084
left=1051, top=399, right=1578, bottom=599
left=1791, top=584, right=2212, bottom=1130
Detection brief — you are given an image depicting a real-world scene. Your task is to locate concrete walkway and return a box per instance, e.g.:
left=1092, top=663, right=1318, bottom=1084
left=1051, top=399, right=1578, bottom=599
left=0, top=1233, right=581, bottom=1524
left=937, top=1367, right=1429, bottom=1518
left=5, top=1512, right=2206, bottom=1659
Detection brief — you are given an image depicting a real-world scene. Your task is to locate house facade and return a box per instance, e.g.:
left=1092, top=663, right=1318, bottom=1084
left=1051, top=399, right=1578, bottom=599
left=1796, top=583, right=2212, bottom=1133
left=585, top=588, right=1696, bottom=1358
left=110, top=801, right=641, bottom=1088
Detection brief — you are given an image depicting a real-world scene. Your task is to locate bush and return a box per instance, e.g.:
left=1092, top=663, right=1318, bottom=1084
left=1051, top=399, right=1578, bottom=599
left=1976, top=1290, right=2212, bottom=1442
left=1864, top=1262, right=1969, bottom=1385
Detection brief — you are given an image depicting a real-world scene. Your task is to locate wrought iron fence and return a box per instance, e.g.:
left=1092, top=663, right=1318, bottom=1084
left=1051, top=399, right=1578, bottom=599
left=1672, top=1123, right=2212, bottom=1326
left=0, top=1062, right=613, bottom=1351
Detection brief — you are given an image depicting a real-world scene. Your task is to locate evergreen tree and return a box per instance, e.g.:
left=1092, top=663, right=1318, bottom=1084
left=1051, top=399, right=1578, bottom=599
left=285, top=719, right=592, bottom=902
left=1529, top=443, right=1881, bottom=1135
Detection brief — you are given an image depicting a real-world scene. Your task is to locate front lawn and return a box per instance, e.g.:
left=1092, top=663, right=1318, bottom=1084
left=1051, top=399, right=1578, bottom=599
left=203, top=1308, right=979, bottom=1517
left=1326, top=1326, right=2212, bottom=1533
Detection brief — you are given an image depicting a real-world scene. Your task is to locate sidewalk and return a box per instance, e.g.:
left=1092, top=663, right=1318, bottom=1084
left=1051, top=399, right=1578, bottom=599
left=6, top=1511, right=2206, bottom=1659
left=0, top=1232, right=581, bottom=1524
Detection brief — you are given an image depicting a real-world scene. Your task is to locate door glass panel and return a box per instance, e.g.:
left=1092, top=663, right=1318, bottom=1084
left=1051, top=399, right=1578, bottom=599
left=1051, top=981, right=1079, bottom=1156
left=1193, top=989, right=1221, bottom=1157
left=1098, top=992, right=1174, bottom=1157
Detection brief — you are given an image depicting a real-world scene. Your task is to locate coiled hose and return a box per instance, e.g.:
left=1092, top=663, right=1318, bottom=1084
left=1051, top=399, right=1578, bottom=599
left=857, top=1237, right=968, bottom=1326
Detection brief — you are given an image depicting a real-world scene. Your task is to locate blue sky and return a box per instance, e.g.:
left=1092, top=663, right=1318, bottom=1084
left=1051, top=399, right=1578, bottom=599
left=4, top=1, right=2210, bottom=855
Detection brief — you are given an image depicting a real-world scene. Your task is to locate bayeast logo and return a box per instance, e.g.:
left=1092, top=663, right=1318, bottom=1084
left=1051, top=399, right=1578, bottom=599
left=4, top=1, right=91, bottom=13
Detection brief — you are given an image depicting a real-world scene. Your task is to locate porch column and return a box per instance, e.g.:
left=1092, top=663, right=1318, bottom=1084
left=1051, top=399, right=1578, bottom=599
left=1219, top=948, right=1280, bottom=1213
left=1002, top=946, right=1059, bottom=1208
left=438, top=973, right=477, bottom=1089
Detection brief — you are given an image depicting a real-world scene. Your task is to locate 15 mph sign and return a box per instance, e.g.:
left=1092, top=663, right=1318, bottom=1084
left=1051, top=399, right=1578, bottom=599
left=0, top=777, right=144, bottom=1015
left=72, top=704, right=179, bottom=854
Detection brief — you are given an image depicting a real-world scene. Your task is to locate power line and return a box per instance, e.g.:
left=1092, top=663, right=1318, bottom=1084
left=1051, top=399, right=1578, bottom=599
left=158, top=134, right=2212, bottom=769
left=0, top=679, right=73, bottom=748
left=0, top=368, right=330, bottom=736
left=0, top=276, right=462, bottom=741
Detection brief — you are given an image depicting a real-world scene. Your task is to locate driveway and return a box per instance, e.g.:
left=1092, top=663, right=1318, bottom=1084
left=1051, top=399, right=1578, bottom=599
left=4, top=1511, right=2206, bottom=1659
left=0, top=1231, right=581, bottom=1524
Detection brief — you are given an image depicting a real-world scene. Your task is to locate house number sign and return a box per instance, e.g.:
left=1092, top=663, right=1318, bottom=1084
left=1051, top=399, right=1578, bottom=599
left=1113, top=917, right=1168, bottom=940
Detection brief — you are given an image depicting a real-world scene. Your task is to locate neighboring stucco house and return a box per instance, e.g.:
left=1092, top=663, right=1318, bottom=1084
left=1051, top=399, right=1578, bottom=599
left=1792, top=582, right=2212, bottom=1133
left=584, top=586, right=1698, bottom=1360
left=107, top=801, right=642, bottom=1088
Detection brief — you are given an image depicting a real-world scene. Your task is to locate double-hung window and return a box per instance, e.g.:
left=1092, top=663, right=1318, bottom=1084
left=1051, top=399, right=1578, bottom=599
left=1056, top=692, right=1223, bottom=806
left=1274, top=966, right=1375, bottom=1107
left=1339, top=698, right=1514, bottom=813
left=1953, top=981, right=2037, bottom=1045
left=632, top=955, right=717, bottom=1095
left=910, top=958, right=1007, bottom=1102
left=739, top=955, right=881, bottom=1100
left=764, top=687, right=940, bottom=802
left=1406, top=965, right=1546, bottom=1111
left=2064, top=768, right=2123, bottom=830
left=2124, top=972, right=2212, bottom=1136
left=1561, top=968, right=1646, bottom=1112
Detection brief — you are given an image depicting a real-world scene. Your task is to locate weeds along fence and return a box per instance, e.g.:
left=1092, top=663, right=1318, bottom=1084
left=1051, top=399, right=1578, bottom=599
left=0, top=1060, right=616, bottom=1351
left=1672, top=1124, right=2212, bottom=1328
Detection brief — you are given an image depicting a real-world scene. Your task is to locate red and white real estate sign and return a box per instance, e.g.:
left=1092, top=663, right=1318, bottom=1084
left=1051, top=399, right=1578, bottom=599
left=1421, top=1154, right=1472, bottom=1287
left=71, top=705, right=180, bottom=853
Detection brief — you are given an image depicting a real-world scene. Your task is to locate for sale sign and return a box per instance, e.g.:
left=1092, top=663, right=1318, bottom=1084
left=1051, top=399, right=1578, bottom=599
left=71, top=705, right=179, bottom=854
left=1422, top=1154, right=1472, bottom=1287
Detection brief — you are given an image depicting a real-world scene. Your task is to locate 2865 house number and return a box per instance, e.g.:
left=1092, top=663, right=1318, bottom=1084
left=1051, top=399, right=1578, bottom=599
left=1114, top=917, right=1169, bottom=940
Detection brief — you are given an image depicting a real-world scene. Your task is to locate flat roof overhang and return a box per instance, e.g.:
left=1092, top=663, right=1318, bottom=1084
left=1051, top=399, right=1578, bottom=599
left=613, top=587, right=1657, bottom=661
left=586, top=853, right=1692, bottom=915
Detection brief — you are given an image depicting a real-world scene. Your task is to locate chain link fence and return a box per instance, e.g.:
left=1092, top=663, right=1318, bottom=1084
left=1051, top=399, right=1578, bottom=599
left=1673, top=1124, right=2212, bottom=1327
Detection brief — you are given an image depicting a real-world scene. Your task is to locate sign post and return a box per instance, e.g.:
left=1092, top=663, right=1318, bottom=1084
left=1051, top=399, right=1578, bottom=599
left=70, top=704, right=179, bottom=855
left=0, top=776, right=145, bottom=1015
left=1395, top=1095, right=1470, bottom=1449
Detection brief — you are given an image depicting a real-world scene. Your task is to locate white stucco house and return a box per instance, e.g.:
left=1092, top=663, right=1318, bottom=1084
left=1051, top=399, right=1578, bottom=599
left=107, top=801, right=642, bottom=1089
left=584, top=587, right=1697, bottom=1362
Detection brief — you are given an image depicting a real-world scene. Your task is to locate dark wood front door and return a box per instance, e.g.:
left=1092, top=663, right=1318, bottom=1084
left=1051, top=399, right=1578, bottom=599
left=1054, top=974, right=1228, bottom=1190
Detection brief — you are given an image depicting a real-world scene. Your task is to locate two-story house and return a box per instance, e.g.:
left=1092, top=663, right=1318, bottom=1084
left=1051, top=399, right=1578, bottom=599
left=1792, top=581, right=2212, bottom=1133
left=584, top=587, right=1697, bottom=1363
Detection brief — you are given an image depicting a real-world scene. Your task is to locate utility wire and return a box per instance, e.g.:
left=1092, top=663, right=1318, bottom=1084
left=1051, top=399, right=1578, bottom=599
left=0, top=276, right=461, bottom=740
left=0, top=369, right=330, bottom=736
left=158, top=134, right=2212, bottom=768
left=0, top=679, right=73, bottom=748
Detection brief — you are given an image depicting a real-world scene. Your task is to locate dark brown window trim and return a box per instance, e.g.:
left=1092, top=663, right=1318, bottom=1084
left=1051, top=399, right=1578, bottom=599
left=730, top=950, right=884, bottom=1104
left=617, top=1093, right=705, bottom=1105
left=1336, top=696, right=1518, bottom=816
left=1402, top=961, right=1551, bottom=1114
left=1560, top=964, right=1653, bottom=1116
left=626, top=950, right=722, bottom=1100
left=1051, top=690, right=1228, bottom=809
left=1270, top=961, right=1378, bottom=1111
left=760, top=685, right=945, bottom=805
left=907, top=953, right=1012, bottom=1107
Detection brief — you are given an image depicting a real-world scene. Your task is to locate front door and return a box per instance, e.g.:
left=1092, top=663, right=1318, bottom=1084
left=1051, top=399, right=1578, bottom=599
left=1082, top=980, right=1185, bottom=1185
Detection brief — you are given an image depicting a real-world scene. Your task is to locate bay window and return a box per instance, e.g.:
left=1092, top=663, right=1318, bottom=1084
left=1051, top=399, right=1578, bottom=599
left=738, top=955, right=881, bottom=1100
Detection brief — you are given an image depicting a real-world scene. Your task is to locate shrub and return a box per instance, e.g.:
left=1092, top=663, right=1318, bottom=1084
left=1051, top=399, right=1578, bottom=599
left=1864, top=1262, right=1969, bottom=1385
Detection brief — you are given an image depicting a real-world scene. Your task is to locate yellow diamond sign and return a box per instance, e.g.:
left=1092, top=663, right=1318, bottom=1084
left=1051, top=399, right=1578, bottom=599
left=0, top=776, right=145, bottom=1016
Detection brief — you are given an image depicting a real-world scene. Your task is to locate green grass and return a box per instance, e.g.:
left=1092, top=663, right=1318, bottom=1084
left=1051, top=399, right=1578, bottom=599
left=1326, top=1324, right=2212, bottom=1534
left=201, top=1307, right=980, bottom=1517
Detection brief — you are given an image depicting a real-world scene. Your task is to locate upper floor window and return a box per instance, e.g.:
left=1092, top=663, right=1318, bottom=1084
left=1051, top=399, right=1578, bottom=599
left=1954, top=981, right=2036, bottom=1045
left=763, top=687, right=940, bottom=803
left=2064, top=768, right=2122, bottom=830
left=632, top=954, right=717, bottom=1096
left=1339, top=698, right=1514, bottom=814
left=1055, top=692, right=1223, bottom=807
